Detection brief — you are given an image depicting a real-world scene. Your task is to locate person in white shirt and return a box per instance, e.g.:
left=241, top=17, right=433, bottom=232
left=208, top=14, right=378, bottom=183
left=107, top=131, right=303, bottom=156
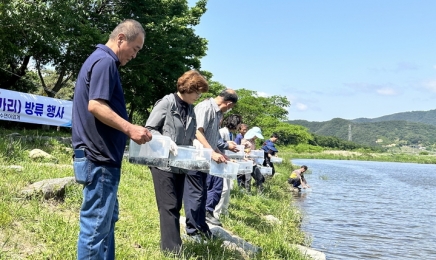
left=214, top=115, right=242, bottom=219
left=241, top=127, right=265, bottom=192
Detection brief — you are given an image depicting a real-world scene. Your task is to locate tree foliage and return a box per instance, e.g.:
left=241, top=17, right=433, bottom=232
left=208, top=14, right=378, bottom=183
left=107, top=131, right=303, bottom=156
left=121, top=0, right=208, bottom=121
left=1, top=1, right=318, bottom=148
left=352, top=109, right=436, bottom=126
left=310, top=134, right=380, bottom=151
left=290, top=118, right=436, bottom=147
left=0, top=0, right=208, bottom=117
left=197, top=87, right=314, bottom=146
left=0, top=0, right=104, bottom=95
left=32, top=70, right=75, bottom=100
left=231, top=89, right=290, bottom=127
left=268, top=123, right=313, bottom=145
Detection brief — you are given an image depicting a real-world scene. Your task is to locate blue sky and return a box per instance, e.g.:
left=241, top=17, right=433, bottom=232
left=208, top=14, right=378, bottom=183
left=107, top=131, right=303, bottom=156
left=188, top=0, right=436, bottom=122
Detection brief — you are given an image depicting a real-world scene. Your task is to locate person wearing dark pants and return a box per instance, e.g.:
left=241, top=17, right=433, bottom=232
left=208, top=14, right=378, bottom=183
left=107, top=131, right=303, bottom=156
left=214, top=115, right=242, bottom=219
left=241, top=127, right=265, bottom=192
left=184, top=170, right=211, bottom=236
left=205, top=174, right=224, bottom=226
left=145, top=70, right=209, bottom=254
left=234, top=123, right=248, bottom=187
left=252, top=165, right=265, bottom=192
left=184, top=89, right=238, bottom=237
left=262, top=133, right=279, bottom=176
left=288, top=165, right=310, bottom=192
left=150, top=167, right=185, bottom=251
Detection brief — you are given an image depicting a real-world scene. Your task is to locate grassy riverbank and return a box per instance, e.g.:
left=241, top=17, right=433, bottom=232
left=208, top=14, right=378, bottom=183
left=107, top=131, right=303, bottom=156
left=0, top=129, right=310, bottom=260
left=283, top=145, right=436, bottom=164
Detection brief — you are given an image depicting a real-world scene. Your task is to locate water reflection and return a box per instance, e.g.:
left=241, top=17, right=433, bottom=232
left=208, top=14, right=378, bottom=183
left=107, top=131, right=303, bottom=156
left=291, top=190, right=307, bottom=201
left=291, top=159, right=436, bottom=260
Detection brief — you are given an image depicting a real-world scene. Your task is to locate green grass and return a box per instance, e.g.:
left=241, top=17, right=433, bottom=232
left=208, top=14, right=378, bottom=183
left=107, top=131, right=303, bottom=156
left=281, top=144, right=436, bottom=164
left=289, top=151, right=436, bottom=164
left=0, top=133, right=310, bottom=260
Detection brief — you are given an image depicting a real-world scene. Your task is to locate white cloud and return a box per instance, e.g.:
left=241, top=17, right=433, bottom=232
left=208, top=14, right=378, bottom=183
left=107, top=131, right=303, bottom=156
left=376, top=87, right=397, bottom=96
left=423, top=80, right=436, bottom=92
left=369, top=62, right=418, bottom=74
left=394, top=62, right=418, bottom=72
left=286, top=94, right=296, bottom=102
left=256, top=91, right=269, bottom=97
left=344, top=82, right=399, bottom=96
left=295, top=102, right=308, bottom=111
left=344, top=82, right=373, bottom=92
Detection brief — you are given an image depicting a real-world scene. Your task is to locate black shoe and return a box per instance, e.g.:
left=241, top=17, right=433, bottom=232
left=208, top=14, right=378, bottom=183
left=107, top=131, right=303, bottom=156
left=206, top=211, right=222, bottom=226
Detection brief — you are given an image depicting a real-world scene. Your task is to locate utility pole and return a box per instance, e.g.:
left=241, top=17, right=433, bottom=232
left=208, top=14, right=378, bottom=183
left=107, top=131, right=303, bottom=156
left=348, top=124, right=352, bottom=141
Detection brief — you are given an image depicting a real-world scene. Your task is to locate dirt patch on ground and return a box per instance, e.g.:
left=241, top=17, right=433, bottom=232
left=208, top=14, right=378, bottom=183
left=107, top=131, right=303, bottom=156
left=0, top=221, right=40, bottom=259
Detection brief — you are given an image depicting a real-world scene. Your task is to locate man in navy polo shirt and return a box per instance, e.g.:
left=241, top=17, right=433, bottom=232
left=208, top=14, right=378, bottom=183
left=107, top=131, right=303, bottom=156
left=72, top=19, right=152, bottom=259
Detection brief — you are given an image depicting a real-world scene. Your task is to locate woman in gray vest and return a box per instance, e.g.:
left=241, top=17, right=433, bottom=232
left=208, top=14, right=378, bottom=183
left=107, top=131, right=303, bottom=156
left=145, top=70, right=209, bottom=254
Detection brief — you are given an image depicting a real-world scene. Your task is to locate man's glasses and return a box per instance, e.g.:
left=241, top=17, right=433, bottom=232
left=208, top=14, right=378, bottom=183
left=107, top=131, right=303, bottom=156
left=194, top=90, right=202, bottom=97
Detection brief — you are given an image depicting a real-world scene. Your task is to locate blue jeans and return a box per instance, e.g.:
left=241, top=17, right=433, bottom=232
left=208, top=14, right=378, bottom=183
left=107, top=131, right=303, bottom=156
left=74, top=158, right=120, bottom=260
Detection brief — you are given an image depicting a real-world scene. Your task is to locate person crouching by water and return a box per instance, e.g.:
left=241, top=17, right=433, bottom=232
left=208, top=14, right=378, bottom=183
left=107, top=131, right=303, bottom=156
left=145, top=70, right=209, bottom=254
left=288, top=165, right=310, bottom=192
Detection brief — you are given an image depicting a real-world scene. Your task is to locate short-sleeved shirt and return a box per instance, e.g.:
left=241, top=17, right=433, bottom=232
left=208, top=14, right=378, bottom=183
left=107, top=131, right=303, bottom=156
left=262, top=139, right=278, bottom=155
left=219, top=127, right=233, bottom=142
left=234, top=133, right=243, bottom=145
left=194, top=98, right=222, bottom=150
left=72, top=44, right=128, bottom=167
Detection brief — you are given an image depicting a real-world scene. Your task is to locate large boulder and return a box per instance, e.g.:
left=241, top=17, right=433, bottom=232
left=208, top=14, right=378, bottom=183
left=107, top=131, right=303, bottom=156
left=29, top=149, right=54, bottom=160
left=21, top=177, right=75, bottom=200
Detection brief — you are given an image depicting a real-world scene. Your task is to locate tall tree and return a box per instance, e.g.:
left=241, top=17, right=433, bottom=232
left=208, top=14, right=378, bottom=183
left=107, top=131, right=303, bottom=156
left=0, top=0, right=208, bottom=113
left=0, top=0, right=105, bottom=96
left=208, top=87, right=313, bottom=145
left=121, top=0, right=208, bottom=122
left=231, top=88, right=290, bottom=128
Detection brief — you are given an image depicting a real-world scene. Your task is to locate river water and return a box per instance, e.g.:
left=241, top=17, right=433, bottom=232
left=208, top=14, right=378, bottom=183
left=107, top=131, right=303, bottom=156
left=291, top=159, right=436, bottom=260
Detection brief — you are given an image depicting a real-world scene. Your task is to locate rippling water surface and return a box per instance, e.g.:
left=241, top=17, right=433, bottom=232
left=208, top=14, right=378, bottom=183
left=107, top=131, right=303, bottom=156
left=291, top=159, right=436, bottom=260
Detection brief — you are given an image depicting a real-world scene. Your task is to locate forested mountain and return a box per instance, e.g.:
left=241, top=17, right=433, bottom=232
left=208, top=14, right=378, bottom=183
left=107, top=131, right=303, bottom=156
left=288, top=111, right=436, bottom=147
left=352, top=109, right=436, bottom=126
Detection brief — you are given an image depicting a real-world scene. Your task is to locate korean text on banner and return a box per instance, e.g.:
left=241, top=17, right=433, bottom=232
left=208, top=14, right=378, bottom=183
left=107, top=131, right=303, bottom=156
left=0, top=88, right=72, bottom=127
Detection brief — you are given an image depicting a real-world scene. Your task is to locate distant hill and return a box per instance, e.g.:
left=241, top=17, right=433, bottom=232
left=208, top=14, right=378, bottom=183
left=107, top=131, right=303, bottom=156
left=288, top=109, right=436, bottom=147
left=352, top=109, right=436, bottom=126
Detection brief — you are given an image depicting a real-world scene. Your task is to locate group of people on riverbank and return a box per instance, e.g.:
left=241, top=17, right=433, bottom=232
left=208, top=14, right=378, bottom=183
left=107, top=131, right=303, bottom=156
left=71, top=19, right=288, bottom=258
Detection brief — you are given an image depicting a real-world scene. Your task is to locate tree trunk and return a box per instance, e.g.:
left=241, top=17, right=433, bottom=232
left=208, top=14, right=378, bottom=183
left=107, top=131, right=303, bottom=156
left=0, top=55, right=31, bottom=89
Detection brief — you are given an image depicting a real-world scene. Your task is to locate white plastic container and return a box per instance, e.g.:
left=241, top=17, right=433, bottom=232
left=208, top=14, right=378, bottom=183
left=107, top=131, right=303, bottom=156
left=209, top=160, right=239, bottom=179
left=254, top=158, right=264, bottom=165
left=270, top=157, right=283, bottom=164
left=259, top=166, right=273, bottom=175
left=247, top=149, right=264, bottom=158
left=224, top=145, right=245, bottom=159
left=169, top=146, right=212, bottom=170
left=236, top=160, right=253, bottom=174
left=128, top=135, right=171, bottom=167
